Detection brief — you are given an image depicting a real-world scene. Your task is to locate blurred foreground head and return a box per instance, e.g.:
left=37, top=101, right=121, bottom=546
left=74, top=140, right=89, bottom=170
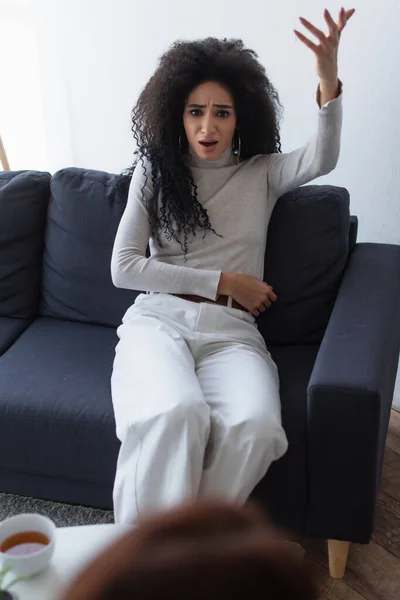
left=60, top=500, right=318, bottom=599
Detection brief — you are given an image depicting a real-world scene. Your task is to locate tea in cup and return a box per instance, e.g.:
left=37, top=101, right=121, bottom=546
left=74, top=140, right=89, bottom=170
left=0, top=514, right=56, bottom=576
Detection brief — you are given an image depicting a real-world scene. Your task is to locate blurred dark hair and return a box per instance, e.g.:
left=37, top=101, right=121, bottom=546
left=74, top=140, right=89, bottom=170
left=60, top=500, right=318, bottom=600
left=114, top=38, right=283, bottom=255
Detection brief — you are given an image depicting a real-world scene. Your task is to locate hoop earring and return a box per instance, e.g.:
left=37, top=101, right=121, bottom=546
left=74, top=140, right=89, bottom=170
left=232, top=131, right=241, bottom=165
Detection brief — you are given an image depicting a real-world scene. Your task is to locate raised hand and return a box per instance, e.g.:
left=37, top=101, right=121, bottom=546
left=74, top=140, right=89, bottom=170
left=294, top=7, right=355, bottom=85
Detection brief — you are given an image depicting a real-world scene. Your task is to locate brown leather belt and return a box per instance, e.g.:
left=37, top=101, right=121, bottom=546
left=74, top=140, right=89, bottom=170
left=172, top=294, right=246, bottom=312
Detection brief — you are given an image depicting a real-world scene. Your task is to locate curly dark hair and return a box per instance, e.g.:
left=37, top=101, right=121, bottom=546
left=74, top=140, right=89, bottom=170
left=114, top=37, right=283, bottom=255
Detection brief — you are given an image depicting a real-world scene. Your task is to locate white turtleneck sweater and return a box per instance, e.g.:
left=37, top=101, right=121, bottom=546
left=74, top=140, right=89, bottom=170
left=111, top=89, right=343, bottom=301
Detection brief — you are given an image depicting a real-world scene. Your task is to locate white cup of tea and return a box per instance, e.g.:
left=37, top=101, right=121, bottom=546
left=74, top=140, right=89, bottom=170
left=0, top=514, right=56, bottom=577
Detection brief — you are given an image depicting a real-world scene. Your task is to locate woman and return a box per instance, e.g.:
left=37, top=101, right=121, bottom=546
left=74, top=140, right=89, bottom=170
left=110, top=8, right=355, bottom=524
left=60, top=500, right=318, bottom=599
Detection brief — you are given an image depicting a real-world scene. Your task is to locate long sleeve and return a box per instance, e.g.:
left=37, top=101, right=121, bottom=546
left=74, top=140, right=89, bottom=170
left=110, top=159, right=222, bottom=299
left=266, top=84, right=343, bottom=199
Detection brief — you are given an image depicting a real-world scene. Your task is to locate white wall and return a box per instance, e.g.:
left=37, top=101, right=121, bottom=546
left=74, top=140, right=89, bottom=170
left=0, top=0, right=49, bottom=170
left=3, top=0, right=400, bottom=405
left=5, top=0, right=399, bottom=244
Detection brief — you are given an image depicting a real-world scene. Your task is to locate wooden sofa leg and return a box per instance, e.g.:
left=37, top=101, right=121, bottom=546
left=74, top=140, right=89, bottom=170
left=328, top=540, right=350, bottom=579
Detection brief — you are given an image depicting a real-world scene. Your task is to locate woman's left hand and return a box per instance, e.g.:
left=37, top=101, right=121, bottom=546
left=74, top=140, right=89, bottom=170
left=294, top=7, right=355, bottom=84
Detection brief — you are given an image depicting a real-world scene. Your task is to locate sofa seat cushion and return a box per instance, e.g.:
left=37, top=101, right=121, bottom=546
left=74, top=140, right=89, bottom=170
left=0, top=317, right=120, bottom=485
left=252, top=343, right=319, bottom=533
left=0, top=317, right=32, bottom=356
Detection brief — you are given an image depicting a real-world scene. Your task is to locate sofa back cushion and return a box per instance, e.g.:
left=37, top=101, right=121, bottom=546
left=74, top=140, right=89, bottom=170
left=0, top=171, right=50, bottom=318
left=41, top=171, right=350, bottom=337
left=259, top=185, right=350, bottom=345
left=40, top=168, right=138, bottom=327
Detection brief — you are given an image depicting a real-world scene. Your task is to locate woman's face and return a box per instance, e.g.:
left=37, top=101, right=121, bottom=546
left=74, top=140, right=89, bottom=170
left=183, top=81, right=237, bottom=161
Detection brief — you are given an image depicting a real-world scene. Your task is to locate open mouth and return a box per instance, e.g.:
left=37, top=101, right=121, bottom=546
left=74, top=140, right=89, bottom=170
left=199, top=141, right=218, bottom=148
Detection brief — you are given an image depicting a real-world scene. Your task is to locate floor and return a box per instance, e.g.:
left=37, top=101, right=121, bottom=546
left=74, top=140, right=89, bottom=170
left=392, top=362, right=400, bottom=411
left=0, top=491, right=113, bottom=527
left=305, top=410, right=400, bottom=600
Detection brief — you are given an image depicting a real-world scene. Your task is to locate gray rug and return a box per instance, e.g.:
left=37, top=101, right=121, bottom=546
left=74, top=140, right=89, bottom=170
left=0, top=493, right=114, bottom=527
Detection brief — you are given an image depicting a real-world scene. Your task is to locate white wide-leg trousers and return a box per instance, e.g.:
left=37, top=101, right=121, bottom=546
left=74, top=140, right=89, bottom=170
left=111, top=292, right=288, bottom=524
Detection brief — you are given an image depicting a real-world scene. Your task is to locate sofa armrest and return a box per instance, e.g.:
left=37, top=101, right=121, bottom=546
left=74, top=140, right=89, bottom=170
left=307, top=243, right=400, bottom=543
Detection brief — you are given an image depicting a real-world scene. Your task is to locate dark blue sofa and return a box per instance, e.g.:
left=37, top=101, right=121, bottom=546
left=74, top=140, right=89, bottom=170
left=1, top=168, right=399, bottom=576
